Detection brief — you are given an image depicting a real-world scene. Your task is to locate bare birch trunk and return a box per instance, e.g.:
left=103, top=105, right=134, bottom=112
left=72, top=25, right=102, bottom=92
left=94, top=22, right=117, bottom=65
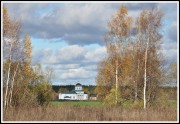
left=115, top=60, right=118, bottom=104
left=144, top=24, right=149, bottom=109
left=4, top=42, right=13, bottom=110
left=144, top=45, right=147, bottom=109
left=9, top=63, right=19, bottom=106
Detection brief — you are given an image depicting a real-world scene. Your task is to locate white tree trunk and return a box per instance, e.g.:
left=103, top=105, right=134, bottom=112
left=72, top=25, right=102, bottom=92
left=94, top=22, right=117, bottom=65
left=144, top=45, right=147, bottom=109
left=144, top=32, right=149, bottom=109
left=9, top=63, right=19, bottom=106
left=4, top=42, right=13, bottom=110
left=115, top=60, right=118, bottom=104
left=143, top=20, right=150, bottom=109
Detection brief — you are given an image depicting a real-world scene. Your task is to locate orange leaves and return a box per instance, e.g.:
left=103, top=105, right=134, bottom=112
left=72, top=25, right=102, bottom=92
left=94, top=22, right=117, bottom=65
left=119, top=5, right=128, bottom=16
left=23, top=34, right=32, bottom=64
left=121, top=55, right=133, bottom=74
left=108, top=5, right=132, bottom=38
left=139, top=10, right=149, bottom=33
left=21, top=64, right=34, bottom=77
left=97, top=5, right=165, bottom=105
left=3, top=5, right=21, bottom=39
left=3, top=5, right=10, bottom=36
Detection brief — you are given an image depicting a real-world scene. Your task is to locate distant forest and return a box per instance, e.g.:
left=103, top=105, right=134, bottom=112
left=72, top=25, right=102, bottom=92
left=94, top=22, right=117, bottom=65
left=52, top=85, right=97, bottom=95
left=52, top=85, right=177, bottom=100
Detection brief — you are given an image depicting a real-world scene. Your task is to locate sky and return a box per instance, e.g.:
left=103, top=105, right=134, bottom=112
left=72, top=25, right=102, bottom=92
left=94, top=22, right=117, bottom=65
left=4, top=2, right=178, bottom=86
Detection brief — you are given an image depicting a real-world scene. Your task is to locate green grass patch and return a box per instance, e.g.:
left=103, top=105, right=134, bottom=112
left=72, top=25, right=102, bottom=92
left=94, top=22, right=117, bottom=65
left=50, top=100, right=177, bottom=108
left=50, top=101, right=104, bottom=106
left=167, top=100, right=177, bottom=108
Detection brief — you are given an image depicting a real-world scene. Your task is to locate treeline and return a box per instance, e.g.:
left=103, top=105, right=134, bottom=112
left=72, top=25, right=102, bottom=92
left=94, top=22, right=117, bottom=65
left=52, top=85, right=96, bottom=94
left=95, top=5, right=177, bottom=109
left=3, top=5, right=54, bottom=111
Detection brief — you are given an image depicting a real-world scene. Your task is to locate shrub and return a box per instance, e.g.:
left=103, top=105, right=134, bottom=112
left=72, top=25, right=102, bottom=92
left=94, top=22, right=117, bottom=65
left=36, top=82, right=53, bottom=105
left=104, top=87, right=124, bottom=106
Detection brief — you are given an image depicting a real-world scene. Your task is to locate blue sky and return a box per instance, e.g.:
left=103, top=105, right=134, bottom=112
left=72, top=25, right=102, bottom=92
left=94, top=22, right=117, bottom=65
left=4, top=2, right=178, bottom=86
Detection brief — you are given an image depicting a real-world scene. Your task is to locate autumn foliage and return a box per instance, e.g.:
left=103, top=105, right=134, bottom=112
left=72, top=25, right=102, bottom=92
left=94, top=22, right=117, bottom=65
left=96, top=5, right=165, bottom=108
left=3, top=5, right=54, bottom=110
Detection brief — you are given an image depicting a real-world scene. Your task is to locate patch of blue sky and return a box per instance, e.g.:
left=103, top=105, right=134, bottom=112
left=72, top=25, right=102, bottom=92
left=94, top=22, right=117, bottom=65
left=34, top=3, right=64, bottom=15
left=36, top=6, right=53, bottom=16
left=31, top=38, right=68, bottom=51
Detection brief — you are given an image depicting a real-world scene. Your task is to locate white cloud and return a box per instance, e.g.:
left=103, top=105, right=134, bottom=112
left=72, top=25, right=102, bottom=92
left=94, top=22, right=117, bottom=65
left=161, top=41, right=177, bottom=63
left=83, top=64, right=97, bottom=71
left=32, top=45, right=107, bottom=65
left=60, top=68, right=96, bottom=79
left=6, top=3, right=177, bottom=46
left=5, top=2, right=177, bottom=85
left=55, top=64, right=80, bottom=70
left=32, top=45, right=107, bottom=81
left=56, top=45, right=85, bottom=62
left=84, top=46, right=106, bottom=63
left=168, top=22, right=177, bottom=42
left=5, top=3, right=118, bottom=45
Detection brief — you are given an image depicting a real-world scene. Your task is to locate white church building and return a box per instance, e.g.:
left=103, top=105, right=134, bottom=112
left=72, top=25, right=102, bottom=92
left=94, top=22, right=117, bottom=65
left=59, top=83, right=88, bottom=100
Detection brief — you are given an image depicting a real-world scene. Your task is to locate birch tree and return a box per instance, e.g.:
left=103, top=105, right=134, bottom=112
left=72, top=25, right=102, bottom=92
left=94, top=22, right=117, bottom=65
left=3, top=5, right=21, bottom=110
left=138, top=7, right=164, bottom=109
left=105, top=5, right=132, bottom=104
left=96, top=6, right=164, bottom=108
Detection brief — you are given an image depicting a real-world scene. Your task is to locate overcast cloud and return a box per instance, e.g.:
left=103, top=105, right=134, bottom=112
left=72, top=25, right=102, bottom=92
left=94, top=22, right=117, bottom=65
left=4, top=2, right=178, bottom=85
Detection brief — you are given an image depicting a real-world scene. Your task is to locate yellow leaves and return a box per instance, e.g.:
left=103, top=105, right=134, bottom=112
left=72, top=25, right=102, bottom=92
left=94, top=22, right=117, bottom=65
left=138, top=7, right=163, bottom=36
left=3, top=5, right=10, bottom=36
left=108, top=5, right=132, bottom=37
left=119, top=5, right=128, bottom=15
left=23, top=34, right=32, bottom=64
left=3, top=5, right=10, bottom=23
left=104, top=87, right=124, bottom=105
left=139, top=10, right=149, bottom=32
left=22, top=65, right=34, bottom=77
left=3, top=5, right=21, bottom=39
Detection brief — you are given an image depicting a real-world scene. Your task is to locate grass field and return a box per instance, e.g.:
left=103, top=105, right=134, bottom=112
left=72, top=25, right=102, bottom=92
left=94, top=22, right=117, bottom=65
left=167, top=100, right=177, bottom=108
left=4, top=105, right=177, bottom=121
left=50, top=101, right=104, bottom=106
left=49, top=100, right=177, bottom=108
left=3, top=100, right=177, bottom=121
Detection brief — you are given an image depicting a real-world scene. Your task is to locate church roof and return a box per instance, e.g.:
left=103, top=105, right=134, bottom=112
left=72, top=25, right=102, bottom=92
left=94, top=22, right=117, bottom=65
left=76, top=83, right=82, bottom=86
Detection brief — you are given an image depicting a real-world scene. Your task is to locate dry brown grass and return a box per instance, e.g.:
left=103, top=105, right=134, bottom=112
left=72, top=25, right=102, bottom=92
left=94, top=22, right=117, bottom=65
left=3, top=105, right=177, bottom=121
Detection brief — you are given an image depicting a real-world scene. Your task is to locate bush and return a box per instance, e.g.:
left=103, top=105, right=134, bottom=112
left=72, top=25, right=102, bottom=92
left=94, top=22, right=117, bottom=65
left=36, top=82, right=53, bottom=105
left=104, top=87, right=124, bottom=106
left=132, top=100, right=144, bottom=109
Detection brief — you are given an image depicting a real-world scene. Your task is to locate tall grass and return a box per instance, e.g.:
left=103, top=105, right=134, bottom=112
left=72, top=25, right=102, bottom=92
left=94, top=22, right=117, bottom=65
left=3, top=105, right=177, bottom=121
left=50, top=101, right=103, bottom=106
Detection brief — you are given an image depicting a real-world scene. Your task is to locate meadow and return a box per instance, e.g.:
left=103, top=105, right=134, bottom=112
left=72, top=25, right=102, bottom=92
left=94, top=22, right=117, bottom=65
left=50, top=101, right=104, bottom=106
left=3, top=100, right=177, bottom=121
